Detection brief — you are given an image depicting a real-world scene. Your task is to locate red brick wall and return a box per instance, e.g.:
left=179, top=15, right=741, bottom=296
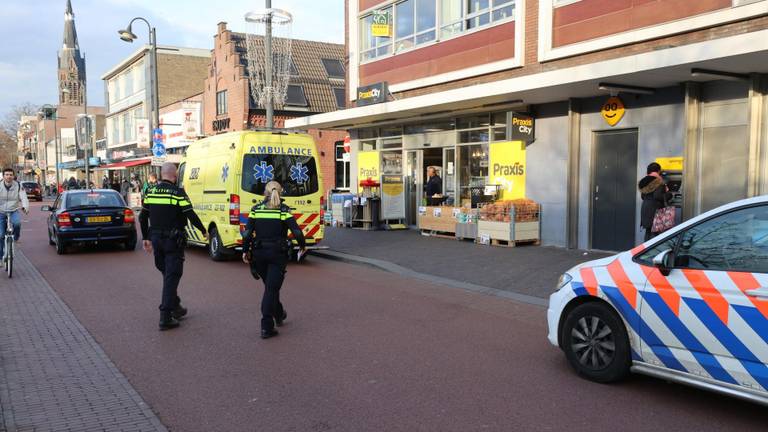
left=359, top=22, right=516, bottom=87
left=552, top=0, right=732, bottom=47
left=203, top=23, right=249, bottom=136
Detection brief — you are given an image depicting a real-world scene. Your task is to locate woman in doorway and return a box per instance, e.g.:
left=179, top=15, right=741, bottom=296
left=425, top=166, right=442, bottom=206
left=638, top=162, right=671, bottom=241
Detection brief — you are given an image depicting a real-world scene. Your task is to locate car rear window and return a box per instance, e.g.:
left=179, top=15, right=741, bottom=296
left=241, top=154, right=319, bottom=197
left=66, top=191, right=124, bottom=208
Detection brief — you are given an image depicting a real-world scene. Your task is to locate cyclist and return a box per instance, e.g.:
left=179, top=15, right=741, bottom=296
left=0, top=168, right=29, bottom=260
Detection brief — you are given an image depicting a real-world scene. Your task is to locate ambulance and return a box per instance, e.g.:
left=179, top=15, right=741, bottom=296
left=548, top=195, right=768, bottom=405
left=179, top=130, right=325, bottom=261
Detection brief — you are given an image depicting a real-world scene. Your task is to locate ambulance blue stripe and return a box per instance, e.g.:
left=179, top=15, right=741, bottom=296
left=685, top=298, right=768, bottom=390
left=641, top=292, right=738, bottom=385
left=732, top=304, right=768, bottom=346
left=601, top=286, right=687, bottom=372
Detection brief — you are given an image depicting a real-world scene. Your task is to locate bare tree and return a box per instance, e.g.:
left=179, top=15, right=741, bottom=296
left=0, top=130, right=17, bottom=169
left=0, top=102, right=39, bottom=139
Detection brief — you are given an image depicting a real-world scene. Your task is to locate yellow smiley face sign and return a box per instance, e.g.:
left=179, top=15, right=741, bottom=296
left=601, top=96, right=625, bottom=127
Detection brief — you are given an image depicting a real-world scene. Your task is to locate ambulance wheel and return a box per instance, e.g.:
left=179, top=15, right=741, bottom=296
left=561, top=302, right=630, bottom=383
left=208, top=226, right=228, bottom=262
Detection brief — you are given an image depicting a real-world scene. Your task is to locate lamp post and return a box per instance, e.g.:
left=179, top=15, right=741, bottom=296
left=118, top=18, right=160, bottom=151
left=39, top=104, right=59, bottom=192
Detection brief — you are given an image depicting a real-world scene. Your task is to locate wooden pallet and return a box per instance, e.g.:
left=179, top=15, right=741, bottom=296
left=488, top=238, right=541, bottom=248
left=420, top=229, right=456, bottom=239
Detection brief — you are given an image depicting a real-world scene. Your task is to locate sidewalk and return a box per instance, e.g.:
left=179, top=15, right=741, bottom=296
left=0, top=251, right=166, bottom=432
left=317, top=227, right=610, bottom=301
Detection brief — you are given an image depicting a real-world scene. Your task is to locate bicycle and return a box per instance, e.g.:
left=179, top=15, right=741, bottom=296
left=2, top=210, right=15, bottom=279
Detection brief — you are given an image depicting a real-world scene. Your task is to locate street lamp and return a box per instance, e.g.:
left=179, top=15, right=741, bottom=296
left=117, top=17, right=160, bottom=155
left=38, top=104, right=59, bottom=191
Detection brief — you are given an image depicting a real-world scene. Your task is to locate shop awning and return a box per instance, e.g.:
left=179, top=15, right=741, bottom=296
left=96, top=159, right=151, bottom=170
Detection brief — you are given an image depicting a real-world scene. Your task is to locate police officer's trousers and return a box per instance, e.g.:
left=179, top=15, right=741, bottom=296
left=250, top=246, right=288, bottom=331
left=151, top=234, right=184, bottom=312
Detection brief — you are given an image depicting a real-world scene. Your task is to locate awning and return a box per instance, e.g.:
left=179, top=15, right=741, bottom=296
left=96, top=159, right=151, bottom=171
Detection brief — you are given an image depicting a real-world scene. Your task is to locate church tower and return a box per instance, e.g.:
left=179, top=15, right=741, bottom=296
left=58, top=0, right=86, bottom=106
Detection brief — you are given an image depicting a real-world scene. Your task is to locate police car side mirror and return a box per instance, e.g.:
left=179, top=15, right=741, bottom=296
left=653, top=249, right=673, bottom=276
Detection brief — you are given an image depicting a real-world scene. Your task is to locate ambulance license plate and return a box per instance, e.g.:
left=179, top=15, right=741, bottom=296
left=86, top=216, right=111, bottom=223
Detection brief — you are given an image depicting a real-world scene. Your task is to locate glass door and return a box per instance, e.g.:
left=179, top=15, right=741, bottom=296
left=443, top=147, right=456, bottom=206
left=405, top=150, right=422, bottom=225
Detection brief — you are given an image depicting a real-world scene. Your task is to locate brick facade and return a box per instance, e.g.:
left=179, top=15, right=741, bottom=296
left=157, top=54, right=210, bottom=108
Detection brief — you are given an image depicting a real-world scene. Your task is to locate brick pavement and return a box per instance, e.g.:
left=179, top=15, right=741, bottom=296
left=0, top=251, right=167, bottom=432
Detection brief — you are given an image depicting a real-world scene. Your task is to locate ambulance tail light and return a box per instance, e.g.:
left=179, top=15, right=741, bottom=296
left=319, top=196, right=326, bottom=221
left=229, top=194, right=240, bottom=225
left=124, top=208, right=135, bottom=224
left=57, top=212, right=72, bottom=227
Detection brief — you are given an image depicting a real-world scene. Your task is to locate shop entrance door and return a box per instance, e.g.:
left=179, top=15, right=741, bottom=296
left=405, top=150, right=421, bottom=226
left=591, top=129, right=638, bottom=251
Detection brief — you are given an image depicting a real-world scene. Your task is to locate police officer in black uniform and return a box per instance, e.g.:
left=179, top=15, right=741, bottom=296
left=242, top=181, right=305, bottom=339
left=139, top=163, right=207, bottom=330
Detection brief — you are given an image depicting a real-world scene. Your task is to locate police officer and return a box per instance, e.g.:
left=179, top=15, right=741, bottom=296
left=242, top=181, right=306, bottom=339
left=139, top=163, right=207, bottom=331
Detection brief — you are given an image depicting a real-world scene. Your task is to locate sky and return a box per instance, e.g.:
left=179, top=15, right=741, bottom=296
left=0, top=0, right=345, bottom=115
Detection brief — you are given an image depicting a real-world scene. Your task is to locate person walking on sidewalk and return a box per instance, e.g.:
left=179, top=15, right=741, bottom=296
left=0, top=168, right=29, bottom=260
left=242, top=181, right=306, bottom=339
left=139, top=163, right=207, bottom=331
left=638, top=162, right=671, bottom=242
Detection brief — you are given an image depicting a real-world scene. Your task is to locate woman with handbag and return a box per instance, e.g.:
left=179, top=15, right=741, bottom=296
left=638, top=162, right=672, bottom=241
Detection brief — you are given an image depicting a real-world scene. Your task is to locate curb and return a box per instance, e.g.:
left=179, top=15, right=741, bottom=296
left=313, top=250, right=548, bottom=308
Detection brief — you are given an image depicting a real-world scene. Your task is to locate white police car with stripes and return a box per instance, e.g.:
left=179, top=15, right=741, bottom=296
left=549, top=195, right=768, bottom=405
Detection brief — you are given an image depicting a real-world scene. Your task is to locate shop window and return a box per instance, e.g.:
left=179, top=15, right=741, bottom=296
left=492, top=127, right=507, bottom=142
left=404, top=119, right=456, bottom=134
left=458, top=130, right=490, bottom=143
left=360, top=140, right=377, bottom=151
left=358, top=128, right=379, bottom=140
left=381, top=138, right=403, bottom=149
left=216, top=90, right=228, bottom=115
left=457, top=114, right=491, bottom=129
left=285, top=85, right=309, bottom=107
left=381, top=151, right=403, bottom=175
left=380, top=126, right=403, bottom=137
left=322, top=59, right=345, bottom=79
left=333, top=87, right=346, bottom=109
left=335, top=142, right=351, bottom=189
left=360, top=7, right=393, bottom=61
left=458, top=143, right=489, bottom=206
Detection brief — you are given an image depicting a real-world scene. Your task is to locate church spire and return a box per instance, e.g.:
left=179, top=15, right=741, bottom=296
left=58, top=0, right=86, bottom=106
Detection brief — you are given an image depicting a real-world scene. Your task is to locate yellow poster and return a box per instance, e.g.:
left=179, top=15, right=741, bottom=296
left=357, top=150, right=380, bottom=192
left=489, top=141, right=526, bottom=200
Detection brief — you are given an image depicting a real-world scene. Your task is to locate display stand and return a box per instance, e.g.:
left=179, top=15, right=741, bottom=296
left=353, top=179, right=381, bottom=230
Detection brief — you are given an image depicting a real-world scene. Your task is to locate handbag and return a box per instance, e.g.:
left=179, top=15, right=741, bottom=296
left=651, top=206, right=676, bottom=233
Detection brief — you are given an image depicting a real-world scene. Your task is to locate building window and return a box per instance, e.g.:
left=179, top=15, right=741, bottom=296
left=333, top=88, right=346, bottom=109
left=124, top=111, right=134, bottom=142
left=322, top=59, right=346, bottom=79
left=360, top=6, right=393, bottom=61
left=288, top=58, right=299, bottom=76
left=335, top=142, right=351, bottom=189
left=285, top=85, right=308, bottom=107
left=216, top=90, right=228, bottom=115
left=395, top=0, right=436, bottom=53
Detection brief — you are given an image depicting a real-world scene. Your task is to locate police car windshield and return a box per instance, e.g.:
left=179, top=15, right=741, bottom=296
left=242, top=154, right=319, bottom=197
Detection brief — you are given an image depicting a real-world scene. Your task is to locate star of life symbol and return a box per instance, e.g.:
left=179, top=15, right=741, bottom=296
left=290, top=163, right=309, bottom=183
left=221, top=163, right=229, bottom=183
left=253, top=161, right=274, bottom=183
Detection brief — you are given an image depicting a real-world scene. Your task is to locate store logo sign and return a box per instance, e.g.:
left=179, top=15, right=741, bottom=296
left=601, top=96, right=625, bottom=127
left=212, top=118, right=230, bottom=132
left=510, top=113, right=535, bottom=142
left=371, top=10, right=391, bottom=37
left=357, top=82, right=389, bottom=107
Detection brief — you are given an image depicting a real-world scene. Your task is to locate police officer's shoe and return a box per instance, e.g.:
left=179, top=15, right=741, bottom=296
left=159, top=311, right=180, bottom=331
left=260, top=328, right=278, bottom=339
left=172, top=305, right=188, bottom=320
left=275, top=310, right=287, bottom=327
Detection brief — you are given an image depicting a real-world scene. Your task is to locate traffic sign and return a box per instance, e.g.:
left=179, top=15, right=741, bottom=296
left=152, top=143, right=166, bottom=158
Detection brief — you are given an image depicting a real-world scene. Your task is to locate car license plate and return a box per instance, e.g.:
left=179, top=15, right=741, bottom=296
left=86, top=216, right=111, bottom=223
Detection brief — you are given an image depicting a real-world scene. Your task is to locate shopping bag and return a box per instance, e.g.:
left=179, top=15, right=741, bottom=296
left=651, top=207, right=676, bottom=233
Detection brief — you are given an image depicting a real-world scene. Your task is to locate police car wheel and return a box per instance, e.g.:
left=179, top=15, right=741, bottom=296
left=55, top=236, right=67, bottom=255
left=561, top=302, right=630, bottom=383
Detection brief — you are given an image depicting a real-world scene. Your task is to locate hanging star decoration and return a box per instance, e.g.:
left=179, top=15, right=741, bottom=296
left=221, top=163, right=229, bottom=183
left=290, top=163, right=309, bottom=183
left=253, top=161, right=274, bottom=183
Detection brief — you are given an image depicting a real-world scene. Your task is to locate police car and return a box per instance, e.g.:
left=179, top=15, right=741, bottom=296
left=548, top=195, right=768, bottom=405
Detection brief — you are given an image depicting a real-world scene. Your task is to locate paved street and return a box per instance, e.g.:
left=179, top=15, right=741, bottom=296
left=5, top=201, right=768, bottom=431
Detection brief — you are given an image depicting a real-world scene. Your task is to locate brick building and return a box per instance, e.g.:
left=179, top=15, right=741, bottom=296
left=100, top=46, right=209, bottom=180
left=203, top=22, right=349, bottom=195
left=289, top=0, right=768, bottom=250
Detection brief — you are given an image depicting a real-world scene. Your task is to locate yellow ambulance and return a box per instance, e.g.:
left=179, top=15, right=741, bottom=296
left=179, top=130, right=325, bottom=261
